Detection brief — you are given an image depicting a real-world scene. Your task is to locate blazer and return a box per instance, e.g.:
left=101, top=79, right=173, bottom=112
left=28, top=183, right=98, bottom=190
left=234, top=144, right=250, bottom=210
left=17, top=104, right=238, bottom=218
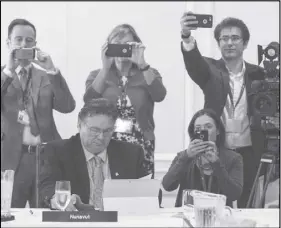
left=181, top=43, right=266, bottom=161
left=162, top=147, right=243, bottom=207
left=1, top=64, right=76, bottom=170
left=83, top=67, right=167, bottom=141
left=39, top=133, right=147, bottom=206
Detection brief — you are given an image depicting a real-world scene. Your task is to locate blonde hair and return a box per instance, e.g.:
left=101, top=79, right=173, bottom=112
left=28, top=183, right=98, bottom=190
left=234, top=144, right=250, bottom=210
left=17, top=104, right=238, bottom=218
left=107, top=24, right=142, bottom=43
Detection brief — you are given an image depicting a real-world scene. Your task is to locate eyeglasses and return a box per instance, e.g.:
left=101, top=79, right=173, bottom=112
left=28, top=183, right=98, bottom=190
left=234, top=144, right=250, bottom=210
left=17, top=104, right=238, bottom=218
left=83, top=122, right=115, bottom=137
left=219, top=35, right=242, bottom=44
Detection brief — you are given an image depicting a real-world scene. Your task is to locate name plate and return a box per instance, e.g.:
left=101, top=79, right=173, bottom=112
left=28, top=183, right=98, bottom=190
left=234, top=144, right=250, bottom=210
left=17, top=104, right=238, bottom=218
left=42, top=211, right=118, bottom=222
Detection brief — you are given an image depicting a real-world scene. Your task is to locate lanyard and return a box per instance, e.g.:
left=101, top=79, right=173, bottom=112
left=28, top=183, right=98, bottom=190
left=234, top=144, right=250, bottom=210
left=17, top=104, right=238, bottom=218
left=199, top=167, right=213, bottom=192
left=228, top=82, right=245, bottom=112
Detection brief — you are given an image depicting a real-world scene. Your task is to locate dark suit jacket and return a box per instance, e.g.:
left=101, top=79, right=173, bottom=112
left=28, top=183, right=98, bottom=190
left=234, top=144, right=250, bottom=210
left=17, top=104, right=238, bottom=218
left=1, top=64, right=76, bottom=170
left=39, top=134, right=147, bottom=207
left=162, top=147, right=243, bottom=207
left=181, top=43, right=266, bottom=161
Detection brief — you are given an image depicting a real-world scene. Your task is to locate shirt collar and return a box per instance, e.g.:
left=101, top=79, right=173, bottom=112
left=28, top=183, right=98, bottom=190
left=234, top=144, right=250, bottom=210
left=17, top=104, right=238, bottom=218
left=81, top=142, right=107, bottom=163
left=15, top=63, right=32, bottom=75
left=226, top=61, right=246, bottom=79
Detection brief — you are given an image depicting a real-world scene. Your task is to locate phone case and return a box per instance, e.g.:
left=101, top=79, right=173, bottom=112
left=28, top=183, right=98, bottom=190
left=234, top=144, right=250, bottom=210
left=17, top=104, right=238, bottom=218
left=106, top=44, right=132, bottom=57
left=193, top=14, right=213, bottom=28
left=193, top=130, right=209, bottom=141
left=14, top=48, right=35, bottom=60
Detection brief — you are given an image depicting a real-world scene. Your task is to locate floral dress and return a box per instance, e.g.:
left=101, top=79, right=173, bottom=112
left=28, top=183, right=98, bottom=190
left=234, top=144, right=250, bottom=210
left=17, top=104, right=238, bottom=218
left=111, top=76, right=154, bottom=176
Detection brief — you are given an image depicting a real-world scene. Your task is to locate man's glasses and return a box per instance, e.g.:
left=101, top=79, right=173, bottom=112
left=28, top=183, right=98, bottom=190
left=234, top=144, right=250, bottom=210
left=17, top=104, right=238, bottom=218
left=83, top=122, right=115, bottom=137
left=219, top=35, right=242, bottom=44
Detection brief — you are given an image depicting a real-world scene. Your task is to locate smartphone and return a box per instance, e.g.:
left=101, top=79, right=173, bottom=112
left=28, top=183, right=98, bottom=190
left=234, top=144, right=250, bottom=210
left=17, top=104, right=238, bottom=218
left=105, top=44, right=133, bottom=58
left=193, top=129, right=209, bottom=141
left=191, top=14, right=213, bottom=28
left=14, top=48, right=35, bottom=60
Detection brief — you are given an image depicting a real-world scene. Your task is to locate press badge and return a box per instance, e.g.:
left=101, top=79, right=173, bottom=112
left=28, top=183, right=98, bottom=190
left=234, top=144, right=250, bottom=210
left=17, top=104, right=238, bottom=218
left=225, top=119, right=242, bottom=133
left=17, top=110, right=30, bottom=125
left=114, top=118, right=133, bottom=134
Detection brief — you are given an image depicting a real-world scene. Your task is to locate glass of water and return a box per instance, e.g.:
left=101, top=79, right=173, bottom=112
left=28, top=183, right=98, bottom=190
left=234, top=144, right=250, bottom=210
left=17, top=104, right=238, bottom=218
left=55, top=181, right=71, bottom=211
left=1, top=170, right=15, bottom=216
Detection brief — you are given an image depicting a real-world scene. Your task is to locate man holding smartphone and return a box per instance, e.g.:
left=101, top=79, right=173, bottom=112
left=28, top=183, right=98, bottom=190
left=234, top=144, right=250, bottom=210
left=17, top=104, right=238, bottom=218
left=180, top=12, right=279, bottom=208
left=1, top=18, right=76, bottom=208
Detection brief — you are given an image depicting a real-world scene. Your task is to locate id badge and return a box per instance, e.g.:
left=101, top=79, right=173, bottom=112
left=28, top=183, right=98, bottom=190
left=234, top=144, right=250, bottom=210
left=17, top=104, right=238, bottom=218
left=115, top=118, right=133, bottom=134
left=225, top=119, right=242, bottom=133
left=17, top=110, right=30, bottom=125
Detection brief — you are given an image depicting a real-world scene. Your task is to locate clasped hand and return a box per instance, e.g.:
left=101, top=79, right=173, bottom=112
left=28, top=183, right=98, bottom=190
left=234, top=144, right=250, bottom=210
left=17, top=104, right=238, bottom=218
left=6, top=46, right=56, bottom=72
left=186, top=139, right=219, bottom=163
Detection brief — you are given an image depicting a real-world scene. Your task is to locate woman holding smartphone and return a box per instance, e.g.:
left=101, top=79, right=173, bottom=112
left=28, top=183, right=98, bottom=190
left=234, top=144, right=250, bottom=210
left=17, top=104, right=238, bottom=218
left=83, top=24, right=167, bottom=177
left=162, top=109, right=243, bottom=207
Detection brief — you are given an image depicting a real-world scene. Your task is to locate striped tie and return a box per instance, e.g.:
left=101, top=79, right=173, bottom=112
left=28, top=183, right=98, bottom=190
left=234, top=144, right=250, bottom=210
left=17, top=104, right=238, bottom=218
left=91, top=156, right=104, bottom=210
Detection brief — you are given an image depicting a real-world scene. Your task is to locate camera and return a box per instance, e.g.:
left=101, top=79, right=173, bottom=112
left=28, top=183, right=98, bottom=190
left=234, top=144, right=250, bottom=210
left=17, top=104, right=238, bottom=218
left=189, top=14, right=213, bottom=28
left=13, top=48, right=36, bottom=60
left=248, top=42, right=279, bottom=129
left=248, top=41, right=280, bottom=169
left=193, top=129, right=208, bottom=141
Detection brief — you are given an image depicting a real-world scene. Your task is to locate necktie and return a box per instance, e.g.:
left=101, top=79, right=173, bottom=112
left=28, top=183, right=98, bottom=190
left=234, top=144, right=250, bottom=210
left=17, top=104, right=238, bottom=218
left=19, top=68, right=40, bottom=136
left=19, top=68, right=28, bottom=91
left=91, top=156, right=104, bottom=210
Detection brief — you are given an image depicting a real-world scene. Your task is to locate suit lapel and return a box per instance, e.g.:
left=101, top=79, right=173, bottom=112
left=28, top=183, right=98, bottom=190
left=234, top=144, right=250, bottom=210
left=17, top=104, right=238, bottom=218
left=217, top=59, right=231, bottom=104
left=30, top=65, right=44, bottom=107
left=71, top=134, right=90, bottom=203
left=107, top=140, right=123, bottom=179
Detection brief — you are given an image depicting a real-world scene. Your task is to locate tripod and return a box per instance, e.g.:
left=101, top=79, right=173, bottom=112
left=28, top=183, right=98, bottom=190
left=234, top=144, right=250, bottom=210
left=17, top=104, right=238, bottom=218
left=246, top=153, right=276, bottom=208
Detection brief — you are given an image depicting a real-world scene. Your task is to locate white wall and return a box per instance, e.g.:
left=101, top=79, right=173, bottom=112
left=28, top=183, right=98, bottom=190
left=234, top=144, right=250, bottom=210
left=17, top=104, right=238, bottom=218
left=1, top=1, right=187, bottom=154
left=1, top=2, right=279, bottom=156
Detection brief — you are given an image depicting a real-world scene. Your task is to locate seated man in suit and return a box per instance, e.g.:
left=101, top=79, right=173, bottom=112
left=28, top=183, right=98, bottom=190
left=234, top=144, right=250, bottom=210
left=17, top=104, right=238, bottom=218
left=40, top=98, right=147, bottom=211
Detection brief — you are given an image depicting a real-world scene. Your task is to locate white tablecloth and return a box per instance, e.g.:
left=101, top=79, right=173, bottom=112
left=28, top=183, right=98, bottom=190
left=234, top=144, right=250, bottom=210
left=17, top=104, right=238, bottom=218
left=1, top=208, right=280, bottom=227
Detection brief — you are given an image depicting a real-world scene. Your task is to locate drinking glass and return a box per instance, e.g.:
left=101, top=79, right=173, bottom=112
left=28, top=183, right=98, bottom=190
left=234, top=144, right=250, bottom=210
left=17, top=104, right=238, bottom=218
left=55, top=181, right=71, bottom=211
left=1, top=170, right=15, bottom=216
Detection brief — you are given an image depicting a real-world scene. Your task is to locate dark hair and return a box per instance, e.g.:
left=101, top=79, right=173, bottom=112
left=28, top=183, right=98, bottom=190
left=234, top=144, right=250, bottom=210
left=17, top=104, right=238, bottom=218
left=8, top=18, right=36, bottom=38
left=214, top=17, right=250, bottom=45
left=187, top=109, right=226, bottom=148
left=78, top=98, right=118, bottom=122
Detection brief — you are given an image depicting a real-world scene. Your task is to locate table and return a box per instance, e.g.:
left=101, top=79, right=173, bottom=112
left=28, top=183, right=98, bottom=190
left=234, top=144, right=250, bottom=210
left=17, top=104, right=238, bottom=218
left=1, top=208, right=279, bottom=227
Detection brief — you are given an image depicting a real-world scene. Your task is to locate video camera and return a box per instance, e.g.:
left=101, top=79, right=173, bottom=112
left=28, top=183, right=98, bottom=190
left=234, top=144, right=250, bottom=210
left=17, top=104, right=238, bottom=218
left=248, top=41, right=280, bottom=161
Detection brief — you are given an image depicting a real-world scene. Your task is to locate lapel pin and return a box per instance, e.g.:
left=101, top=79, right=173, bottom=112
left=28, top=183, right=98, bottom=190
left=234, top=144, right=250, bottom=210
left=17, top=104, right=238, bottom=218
left=115, top=172, right=119, bottom=176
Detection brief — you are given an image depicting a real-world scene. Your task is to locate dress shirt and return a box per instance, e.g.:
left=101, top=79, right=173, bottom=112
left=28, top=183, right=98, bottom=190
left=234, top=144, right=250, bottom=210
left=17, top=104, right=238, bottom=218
left=82, top=143, right=111, bottom=205
left=222, top=61, right=252, bottom=149
left=16, top=64, right=41, bottom=145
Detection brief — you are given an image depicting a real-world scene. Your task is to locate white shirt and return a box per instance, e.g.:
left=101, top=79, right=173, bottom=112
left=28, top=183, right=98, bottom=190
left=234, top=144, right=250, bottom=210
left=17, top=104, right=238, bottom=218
left=82, top=144, right=111, bottom=205
left=222, top=61, right=252, bottom=149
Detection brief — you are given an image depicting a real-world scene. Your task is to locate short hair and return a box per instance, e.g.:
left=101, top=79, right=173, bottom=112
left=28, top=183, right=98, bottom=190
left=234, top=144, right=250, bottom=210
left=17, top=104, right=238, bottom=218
left=187, top=108, right=226, bottom=148
left=214, top=17, right=250, bottom=44
left=8, top=18, right=36, bottom=38
left=78, top=98, right=118, bottom=122
left=107, top=23, right=142, bottom=43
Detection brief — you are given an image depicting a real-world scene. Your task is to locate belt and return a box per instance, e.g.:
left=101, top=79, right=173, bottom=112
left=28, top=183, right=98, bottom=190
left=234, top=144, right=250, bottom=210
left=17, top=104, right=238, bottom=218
left=22, top=144, right=38, bottom=153
left=230, top=146, right=252, bottom=152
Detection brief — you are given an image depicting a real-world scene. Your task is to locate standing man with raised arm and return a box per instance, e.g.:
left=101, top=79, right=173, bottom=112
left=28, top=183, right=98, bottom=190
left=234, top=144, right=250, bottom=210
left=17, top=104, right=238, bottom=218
left=1, top=18, right=76, bottom=208
left=180, top=12, right=279, bottom=208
